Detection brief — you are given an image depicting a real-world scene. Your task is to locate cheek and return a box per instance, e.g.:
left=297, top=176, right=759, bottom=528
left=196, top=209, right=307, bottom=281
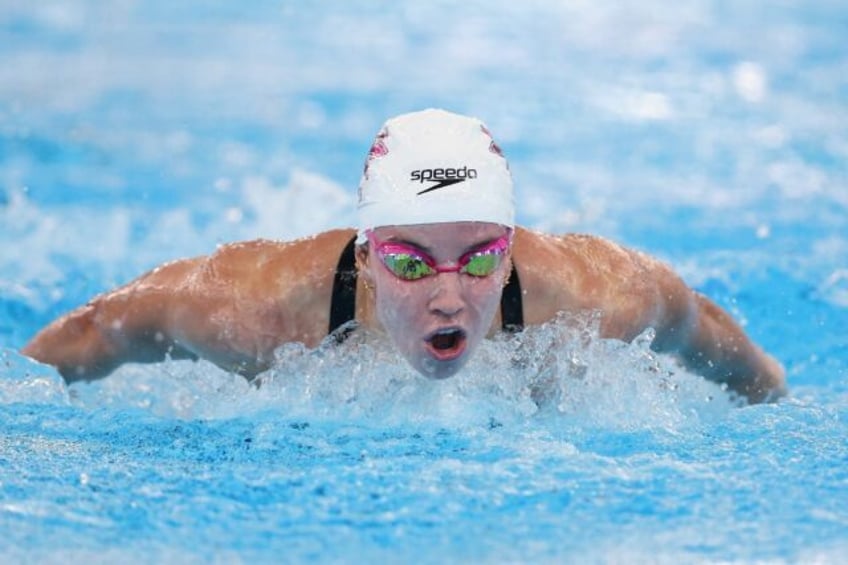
left=374, top=278, right=422, bottom=331
left=466, top=276, right=505, bottom=318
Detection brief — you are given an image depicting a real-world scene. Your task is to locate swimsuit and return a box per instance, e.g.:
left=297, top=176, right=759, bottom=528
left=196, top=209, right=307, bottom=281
left=328, top=236, right=524, bottom=342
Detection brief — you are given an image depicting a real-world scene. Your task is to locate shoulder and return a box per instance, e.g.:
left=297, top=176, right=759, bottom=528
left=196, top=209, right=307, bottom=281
left=511, top=227, right=685, bottom=331
left=513, top=227, right=666, bottom=277
left=185, top=229, right=356, bottom=298
left=175, top=229, right=358, bottom=347
left=211, top=229, right=355, bottom=262
left=206, top=229, right=355, bottom=276
left=513, top=227, right=636, bottom=277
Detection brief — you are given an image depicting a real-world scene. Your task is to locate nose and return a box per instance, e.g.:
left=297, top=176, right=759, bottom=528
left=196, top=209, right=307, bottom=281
left=427, top=272, right=465, bottom=318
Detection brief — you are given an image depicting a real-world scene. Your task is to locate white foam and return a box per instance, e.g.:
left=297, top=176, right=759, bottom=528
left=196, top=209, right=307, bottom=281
left=55, top=315, right=735, bottom=432
left=0, top=349, right=69, bottom=406
left=0, top=167, right=355, bottom=314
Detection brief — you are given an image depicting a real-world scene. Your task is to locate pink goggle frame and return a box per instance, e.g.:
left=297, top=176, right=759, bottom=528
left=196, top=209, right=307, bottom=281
left=366, top=229, right=512, bottom=281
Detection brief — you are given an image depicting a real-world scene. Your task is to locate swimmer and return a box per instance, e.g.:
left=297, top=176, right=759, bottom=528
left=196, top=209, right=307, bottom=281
left=22, top=109, right=787, bottom=403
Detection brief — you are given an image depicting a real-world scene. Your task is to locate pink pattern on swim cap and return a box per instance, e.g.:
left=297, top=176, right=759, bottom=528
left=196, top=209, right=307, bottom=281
left=363, top=129, right=389, bottom=179
left=480, top=125, right=505, bottom=158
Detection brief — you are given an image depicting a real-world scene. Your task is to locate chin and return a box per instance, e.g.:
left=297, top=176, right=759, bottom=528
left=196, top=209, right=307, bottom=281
left=414, top=354, right=469, bottom=380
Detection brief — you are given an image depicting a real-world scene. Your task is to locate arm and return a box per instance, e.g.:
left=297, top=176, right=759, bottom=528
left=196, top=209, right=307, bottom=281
left=22, top=257, right=210, bottom=382
left=640, top=257, right=786, bottom=403
left=668, top=291, right=787, bottom=403
left=514, top=230, right=786, bottom=403
left=22, top=232, right=352, bottom=383
left=607, top=244, right=787, bottom=404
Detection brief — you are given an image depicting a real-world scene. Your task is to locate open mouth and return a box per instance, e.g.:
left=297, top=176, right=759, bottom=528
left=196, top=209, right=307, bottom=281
left=425, top=328, right=467, bottom=361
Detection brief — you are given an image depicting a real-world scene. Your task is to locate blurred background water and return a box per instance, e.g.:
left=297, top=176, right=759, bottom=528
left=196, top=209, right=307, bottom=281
left=1, top=1, right=846, bottom=563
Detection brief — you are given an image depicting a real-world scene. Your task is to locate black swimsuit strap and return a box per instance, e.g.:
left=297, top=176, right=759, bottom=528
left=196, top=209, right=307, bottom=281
left=328, top=236, right=525, bottom=340
left=328, top=236, right=359, bottom=342
left=501, top=264, right=524, bottom=333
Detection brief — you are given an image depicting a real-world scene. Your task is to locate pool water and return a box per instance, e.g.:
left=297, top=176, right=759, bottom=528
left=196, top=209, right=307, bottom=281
left=2, top=2, right=847, bottom=563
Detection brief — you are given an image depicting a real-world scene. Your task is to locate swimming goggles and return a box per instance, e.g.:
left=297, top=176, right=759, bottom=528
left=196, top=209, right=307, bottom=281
left=367, top=229, right=512, bottom=281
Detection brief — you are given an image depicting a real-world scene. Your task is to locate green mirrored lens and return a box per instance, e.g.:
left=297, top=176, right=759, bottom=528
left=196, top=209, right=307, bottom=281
left=462, top=253, right=500, bottom=277
left=383, top=254, right=434, bottom=280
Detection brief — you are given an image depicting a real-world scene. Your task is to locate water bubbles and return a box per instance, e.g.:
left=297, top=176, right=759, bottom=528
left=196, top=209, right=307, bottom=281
left=37, top=313, right=735, bottom=432
left=0, top=348, right=69, bottom=406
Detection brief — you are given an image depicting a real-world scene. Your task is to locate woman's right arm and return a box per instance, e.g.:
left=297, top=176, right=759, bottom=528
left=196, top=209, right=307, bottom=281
left=22, top=231, right=354, bottom=383
left=21, top=257, right=208, bottom=382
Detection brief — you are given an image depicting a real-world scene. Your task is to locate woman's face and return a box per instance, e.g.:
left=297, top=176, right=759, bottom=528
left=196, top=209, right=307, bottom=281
left=359, top=222, right=512, bottom=379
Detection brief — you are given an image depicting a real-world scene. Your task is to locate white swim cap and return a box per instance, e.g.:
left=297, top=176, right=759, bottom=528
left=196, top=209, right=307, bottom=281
left=357, top=109, right=514, bottom=242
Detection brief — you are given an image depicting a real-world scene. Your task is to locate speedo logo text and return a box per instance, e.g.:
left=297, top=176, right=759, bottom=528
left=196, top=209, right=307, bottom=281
left=411, top=166, right=478, bottom=195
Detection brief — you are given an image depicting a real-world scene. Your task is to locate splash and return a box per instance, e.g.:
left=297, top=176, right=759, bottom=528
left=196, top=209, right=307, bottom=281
left=2, top=313, right=737, bottom=430
left=0, top=348, right=69, bottom=405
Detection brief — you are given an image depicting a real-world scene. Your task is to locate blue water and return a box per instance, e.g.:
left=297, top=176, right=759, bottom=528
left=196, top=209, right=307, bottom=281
left=2, top=2, right=847, bottom=563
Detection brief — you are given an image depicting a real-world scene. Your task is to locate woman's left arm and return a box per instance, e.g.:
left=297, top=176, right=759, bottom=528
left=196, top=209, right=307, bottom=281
left=651, top=268, right=787, bottom=404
